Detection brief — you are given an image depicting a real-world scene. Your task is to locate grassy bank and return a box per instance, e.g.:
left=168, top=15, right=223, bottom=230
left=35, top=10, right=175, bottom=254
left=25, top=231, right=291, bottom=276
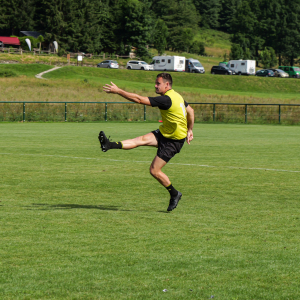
left=42, top=66, right=300, bottom=100
left=1, top=64, right=300, bottom=124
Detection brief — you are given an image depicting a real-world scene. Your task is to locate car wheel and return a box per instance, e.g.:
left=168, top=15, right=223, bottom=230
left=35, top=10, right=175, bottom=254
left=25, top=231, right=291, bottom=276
left=293, top=75, right=297, bottom=78
left=238, top=72, right=242, bottom=76
left=141, top=67, right=145, bottom=70
left=107, top=66, right=110, bottom=68
left=211, top=72, right=215, bottom=75
left=225, top=72, right=228, bottom=75
left=127, top=66, right=131, bottom=70
left=265, top=75, right=268, bottom=77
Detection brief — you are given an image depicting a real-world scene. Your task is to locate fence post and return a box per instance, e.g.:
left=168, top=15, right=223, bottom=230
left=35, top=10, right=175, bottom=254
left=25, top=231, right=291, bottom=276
left=65, top=103, right=67, bottom=122
left=105, top=103, right=107, bottom=121
left=144, top=105, right=146, bottom=121
left=245, top=104, right=248, bottom=123
left=23, top=102, right=26, bottom=122
left=213, top=104, right=216, bottom=122
left=279, top=104, right=281, bottom=124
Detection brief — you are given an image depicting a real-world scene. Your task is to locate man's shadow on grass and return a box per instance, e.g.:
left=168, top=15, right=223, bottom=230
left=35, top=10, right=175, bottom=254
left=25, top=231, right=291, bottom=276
left=30, top=203, right=132, bottom=212
left=28, top=204, right=169, bottom=213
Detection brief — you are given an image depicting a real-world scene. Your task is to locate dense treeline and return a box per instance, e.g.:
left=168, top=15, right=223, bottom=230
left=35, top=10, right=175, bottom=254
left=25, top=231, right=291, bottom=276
left=0, top=0, right=300, bottom=65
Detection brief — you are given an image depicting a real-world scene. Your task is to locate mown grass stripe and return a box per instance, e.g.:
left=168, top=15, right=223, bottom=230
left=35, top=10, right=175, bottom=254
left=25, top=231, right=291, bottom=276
left=1, top=152, right=299, bottom=173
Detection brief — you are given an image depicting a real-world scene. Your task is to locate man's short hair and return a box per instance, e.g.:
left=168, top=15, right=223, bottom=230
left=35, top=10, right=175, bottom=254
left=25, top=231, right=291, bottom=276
left=157, top=73, right=172, bottom=87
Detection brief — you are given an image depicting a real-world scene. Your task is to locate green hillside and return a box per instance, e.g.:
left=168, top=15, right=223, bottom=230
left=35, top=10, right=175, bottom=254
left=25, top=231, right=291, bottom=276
left=42, top=66, right=300, bottom=99
left=1, top=63, right=300, bottom=105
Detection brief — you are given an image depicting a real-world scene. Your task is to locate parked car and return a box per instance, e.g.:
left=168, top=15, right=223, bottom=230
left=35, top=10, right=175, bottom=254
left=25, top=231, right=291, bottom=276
left=126, top=60, right=153, bottom=71
left=269, top=69, right=289, bottom=78
left=255, top=69, right=275, bottom=77
left=97, top=60, right=119, bottom=69
left=211, top=66, right=234, bottom=75
left=278, top=66, right=300, bottom=78
left=126, top=60, right=153, bottom=70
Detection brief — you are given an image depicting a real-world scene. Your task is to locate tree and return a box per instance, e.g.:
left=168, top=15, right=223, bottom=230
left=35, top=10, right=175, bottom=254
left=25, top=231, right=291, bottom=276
left=193, top=0, right=220, bottom=29
left=37, top=0, right=79, bottom=51
left=122, top=0, right=154, bottom=60
left=37, top=35, right=44, bottom=52
left=0, top=0, right=36, bottom=35
left=153, top=19, right=168, bottom=55
left=229, top=43, right=243, bottom=60
left=218, top=0, right=237, bottom=32
left=176, top=27, right=194, bottom=52
left=259, top=47, right=277, bottom=68
left=190, top=40, right=206, bottom=55
left=75, top=0, right=102, bottom=53
left=156, top=0, right=199, bottom=51
left=274, top=0, right=300, bottom=66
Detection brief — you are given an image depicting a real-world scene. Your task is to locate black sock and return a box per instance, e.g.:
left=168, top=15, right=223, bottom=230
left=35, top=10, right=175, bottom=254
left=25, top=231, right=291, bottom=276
left=109, top=142, right=123, bottom=149
left=166, top=183, right=178, bottom=198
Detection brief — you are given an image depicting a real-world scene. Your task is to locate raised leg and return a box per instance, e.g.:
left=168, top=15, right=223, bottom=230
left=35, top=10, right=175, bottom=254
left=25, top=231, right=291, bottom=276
left=122, top=132, right=158, bottom=150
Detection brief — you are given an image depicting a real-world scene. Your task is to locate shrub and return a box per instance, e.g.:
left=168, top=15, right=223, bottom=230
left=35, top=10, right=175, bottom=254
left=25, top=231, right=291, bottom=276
left=0, top=70, right=17, bottom=77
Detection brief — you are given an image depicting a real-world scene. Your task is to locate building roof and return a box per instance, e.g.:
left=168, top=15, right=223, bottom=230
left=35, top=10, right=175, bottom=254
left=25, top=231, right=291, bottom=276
left=20, top=31, right=43, bottom=39
left=0, top=37, right=20, bottom=45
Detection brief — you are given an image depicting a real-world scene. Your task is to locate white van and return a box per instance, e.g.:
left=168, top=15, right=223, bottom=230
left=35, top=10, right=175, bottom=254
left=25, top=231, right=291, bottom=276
left=152, top=56, right=185, bottom=72
left=227, top=60, right=256, bottom=75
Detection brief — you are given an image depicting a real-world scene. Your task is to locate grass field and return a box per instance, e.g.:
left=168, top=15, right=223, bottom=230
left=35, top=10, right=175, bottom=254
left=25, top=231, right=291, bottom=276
left=1, top=122, right=300, bottom=299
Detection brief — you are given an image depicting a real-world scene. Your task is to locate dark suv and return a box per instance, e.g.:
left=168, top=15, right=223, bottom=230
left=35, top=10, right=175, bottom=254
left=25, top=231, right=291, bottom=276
left=211, top=66, right=233, bottom=75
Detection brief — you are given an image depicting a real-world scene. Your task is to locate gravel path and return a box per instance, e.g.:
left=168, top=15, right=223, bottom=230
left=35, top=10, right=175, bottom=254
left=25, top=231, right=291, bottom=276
left=35, top=66, right=61, bottom=79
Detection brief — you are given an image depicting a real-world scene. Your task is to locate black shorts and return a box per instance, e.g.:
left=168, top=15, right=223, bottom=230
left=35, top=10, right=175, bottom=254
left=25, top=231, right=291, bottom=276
left=151, top=129, right=185, bottom=163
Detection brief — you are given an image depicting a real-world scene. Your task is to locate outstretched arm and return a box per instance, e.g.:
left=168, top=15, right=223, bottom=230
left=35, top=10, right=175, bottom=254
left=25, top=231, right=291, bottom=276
left=103, top=82, right=151, bottom=106
left=186, top=105, right=194, bottom=144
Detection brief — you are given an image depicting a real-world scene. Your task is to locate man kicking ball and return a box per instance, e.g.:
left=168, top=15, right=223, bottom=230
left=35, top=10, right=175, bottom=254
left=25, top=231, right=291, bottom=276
left=99, top=73, right=194, bottom=212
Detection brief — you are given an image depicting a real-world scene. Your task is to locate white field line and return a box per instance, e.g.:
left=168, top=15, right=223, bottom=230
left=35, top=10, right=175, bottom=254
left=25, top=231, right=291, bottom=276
left=35, top=66, right=61, bottom=80
left=1, top=152, right=300, bottom=173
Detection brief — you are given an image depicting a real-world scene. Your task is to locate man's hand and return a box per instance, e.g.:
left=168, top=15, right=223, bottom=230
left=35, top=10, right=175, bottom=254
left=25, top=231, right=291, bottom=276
left=186, top=129, right=193, bottom=144
left=103, top=82, right=119, bottom=94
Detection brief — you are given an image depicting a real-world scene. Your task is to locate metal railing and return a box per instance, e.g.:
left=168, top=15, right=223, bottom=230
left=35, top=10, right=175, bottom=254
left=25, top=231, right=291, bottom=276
left=1, top=101, right=300, bottom=124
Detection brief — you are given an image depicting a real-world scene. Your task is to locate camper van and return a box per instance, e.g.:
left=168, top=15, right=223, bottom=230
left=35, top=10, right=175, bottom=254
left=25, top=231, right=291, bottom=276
left=226, top=60, right=256, bottom=75
left=185, top=58, right=205, bottom=73
left=152, top=56, right=185, bottom=72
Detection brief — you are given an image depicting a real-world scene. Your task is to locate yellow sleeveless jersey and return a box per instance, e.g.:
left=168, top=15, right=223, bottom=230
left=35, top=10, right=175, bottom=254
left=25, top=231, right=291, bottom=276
left=159, top=89, right=187, bottom=140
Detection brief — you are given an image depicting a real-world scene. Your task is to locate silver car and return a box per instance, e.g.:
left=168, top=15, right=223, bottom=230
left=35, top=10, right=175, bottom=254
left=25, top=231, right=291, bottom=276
left=97, top=60, right=119, bottom=69
left=126, top=60, right=153, bottom=71
left=271, top=69, right=289, bottom=78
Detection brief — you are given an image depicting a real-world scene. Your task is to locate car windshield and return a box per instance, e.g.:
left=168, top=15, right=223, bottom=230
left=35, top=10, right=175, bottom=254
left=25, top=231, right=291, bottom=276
left=193, top=62, right=203, bottom=67
left=141, top=61, right=147, bottom=65
left=111, top=61, right=118, bottom=63
left=276, top=69, right=284, bottom=73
